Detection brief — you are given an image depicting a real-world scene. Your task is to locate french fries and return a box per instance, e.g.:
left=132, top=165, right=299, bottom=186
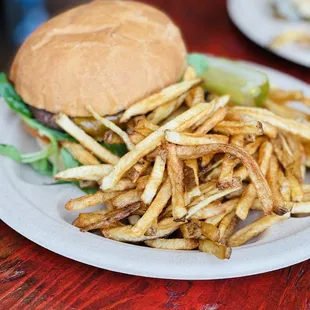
left=55, top=113, right=119, bottom=164
left=87, top=105, right=134, bottom=151
left=57, top=64, right=310, bottom=260
left=228, top=213, right=290, bottom=247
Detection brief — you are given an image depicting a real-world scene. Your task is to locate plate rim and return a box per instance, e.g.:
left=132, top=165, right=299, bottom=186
left=1, top=60, right=310, bottom=280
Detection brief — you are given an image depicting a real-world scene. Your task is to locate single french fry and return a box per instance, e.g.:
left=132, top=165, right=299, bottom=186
left=147, top=93, right=187, bottom=125
left=111, top=189, right=141, bottom=209
left=55, top=164, right=113, bottom=181
left=141, top=152, right=166, bottom=205
left=268, top=88, right=304, bottom=103
left=87, top=105, right=134, bottom=151
left=228, top=213, right=290, bottom=247
left=82, top=202, right=141, bottom=231
left=78, top=180, right=97, bottom=189
left=167, top=143, right=186, bottom=221
left=103, top=217, right=182, bottom=242
left=61, top=141, right=100, bottom=165
left=219, top=215, right=238, bottom=245
left=213, top=121, right=263, bottom=136
left=199, top=239, right=231, bottom=259
left=132, top=178, right=171, bottom=237
left=271, top=134, right=294, bottom=168
left=120, top=78, right=201, bottom=122
left=195, top=107, right=227, bottom=134
left=55, top=113, right=119, bottom=164
left=145, top=238, right=199, bottom=250
left=66, top=191, right=122, bottom=211
left=165, top=131, right=229, bottom=145
left=278, top=168, right=291, bottom=202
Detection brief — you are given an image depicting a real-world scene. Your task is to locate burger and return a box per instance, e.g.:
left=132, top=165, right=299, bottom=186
left=0, top=0, right=187, bottom=178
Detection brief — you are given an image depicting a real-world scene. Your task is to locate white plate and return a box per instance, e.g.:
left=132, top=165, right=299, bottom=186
left=1, top=61, right=310, bottom=280
left=228, top=0, right=310, bottom=67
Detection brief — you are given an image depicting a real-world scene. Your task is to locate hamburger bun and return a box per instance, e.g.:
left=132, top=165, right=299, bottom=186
left=10, top=0, right=187, bottom=117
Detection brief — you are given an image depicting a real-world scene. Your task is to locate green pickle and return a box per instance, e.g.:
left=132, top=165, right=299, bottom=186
left=189, top=54, right=269, bottom=106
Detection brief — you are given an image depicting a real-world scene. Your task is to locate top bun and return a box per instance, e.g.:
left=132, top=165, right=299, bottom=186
left=10, top=0, right=187, bottom=117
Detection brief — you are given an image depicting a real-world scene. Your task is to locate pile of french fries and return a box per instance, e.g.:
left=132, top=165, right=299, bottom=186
left=54, top=66, right=310, bottom=260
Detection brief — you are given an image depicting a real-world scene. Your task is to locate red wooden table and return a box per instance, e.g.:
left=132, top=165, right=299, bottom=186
left=1, top=1, right=309, bottom=309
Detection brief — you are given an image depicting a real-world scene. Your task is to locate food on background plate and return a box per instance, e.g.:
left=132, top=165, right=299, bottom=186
left=272, top=0, right=310, bottom=21
left=1, top=0, right=310, bottom=260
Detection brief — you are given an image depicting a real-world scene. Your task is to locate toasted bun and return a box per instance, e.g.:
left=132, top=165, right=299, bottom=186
left=10, top=0, right=187, bottom=117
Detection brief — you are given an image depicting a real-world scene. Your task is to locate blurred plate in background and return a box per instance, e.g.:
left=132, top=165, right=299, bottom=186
left=228, top=0, right=310, bottom=68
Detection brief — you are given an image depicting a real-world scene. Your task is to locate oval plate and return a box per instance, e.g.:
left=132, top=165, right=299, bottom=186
left=228, top=0, right=310, bottom=68
left=0, top=61, right=310, bottom=280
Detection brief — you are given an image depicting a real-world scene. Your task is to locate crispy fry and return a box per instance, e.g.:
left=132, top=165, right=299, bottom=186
left=111, top=189, right=141, bottom=209
left=145, top=238, right=199, bottom=250
left=82, top=202, right=141, bottom=231
left=55, top=113, right=119, bottom=164
left=129, top=132, right=146, bottom=145
left=176, top=143, right=274, bottom=214
left=66, top=191, right=121, bottom=211
left=165, top=131, right=229, bottom=145
left=219, top=215, right=238, bottom=245
left=104, top=178, right=136, bottom=192
left=136, top=175, right=150, bottom=191
left=199, top=239, right=231, bottom=259
left=101, top=99, right=228, bottom=190
left=261, top=122, right=278, bottom=139
left=61, top=141, right=100, bottom=165
left=120, top=78, right=201, bottom=122
left=218, top=211, right=236, bottom=239
left=200, top=154, right=214, bottom=168
left=141, top=152, right=166, bottom=205
left=103, top=218, right=182, bottom=242
left=147, top=94, right=187, bottom=125
left=213, top=121, right=263, bottom=136
left=271, top=134, right=294, bottom=168
left=134, top=118, right=159, bottom=137
left=228, top=213, right=290, bottom=247
left=231, top=107, right=310, bottom=140
left=132, top=178, right=171, bottom=237
left=195, top=107, right=227, bottom=134
left=201, top=223, right=220, bottom=242
left=55, top=164, right=113, bottom=181
left=167, top=143, right=186, bottom=221
left=87, top=105, right=134, bottom=151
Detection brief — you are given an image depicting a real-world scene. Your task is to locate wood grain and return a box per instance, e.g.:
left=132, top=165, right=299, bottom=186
left=1, top=0, right=310, bottom=309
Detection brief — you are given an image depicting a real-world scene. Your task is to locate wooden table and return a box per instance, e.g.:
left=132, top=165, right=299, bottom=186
left=1, top=1, right=309, bottom=309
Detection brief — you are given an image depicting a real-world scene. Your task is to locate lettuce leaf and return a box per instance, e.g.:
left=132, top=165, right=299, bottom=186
left=30, top=159, right=54, bottom=176
left=0, top=73, right=32, bottom=117
left=187, top=53, right=209, bottom=76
